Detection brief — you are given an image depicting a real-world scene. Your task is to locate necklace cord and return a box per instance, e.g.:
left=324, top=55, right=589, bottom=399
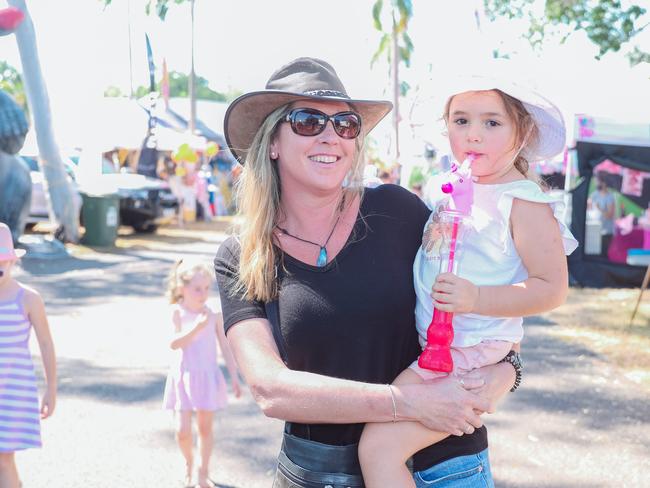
left=276, top=214, right=342, bottom=266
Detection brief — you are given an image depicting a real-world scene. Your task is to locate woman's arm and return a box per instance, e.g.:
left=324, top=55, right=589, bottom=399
left=433, top=199, right=568, bottom=317
left=227, top=318, right=491, bottom=434
left=215, top=311, right=241, bottom=397
left=25, top=288, right=57, bottom=419
left=169, top=307, right=209, bottom=350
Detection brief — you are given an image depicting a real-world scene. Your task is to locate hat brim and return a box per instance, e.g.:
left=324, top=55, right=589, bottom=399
left=0, top=248, right=25, bottom=260
left=224, top=91, right=392, bottom=163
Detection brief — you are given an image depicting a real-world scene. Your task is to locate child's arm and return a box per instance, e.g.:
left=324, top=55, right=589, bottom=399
left=433, top=199, right=568, bottom=317
left=24, top=287, right=57, bottom=419
left=215, top=311, right=242, bottom=398
left=169, top=306, right=210, bottom=350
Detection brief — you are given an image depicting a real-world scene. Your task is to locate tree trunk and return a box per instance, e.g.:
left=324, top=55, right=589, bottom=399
left=391, top=15, right=401, bottom=181
left=8, top=0, right=79, bottom=242
left=188, top=0, right=196, bottom=134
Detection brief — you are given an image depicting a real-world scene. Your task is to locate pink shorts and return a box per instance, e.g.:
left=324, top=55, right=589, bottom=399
left=409, top=340, right=513, bottom=381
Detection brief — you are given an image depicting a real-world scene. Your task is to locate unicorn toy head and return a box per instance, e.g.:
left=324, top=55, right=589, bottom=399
left=440, top=156, right=474, bottom=215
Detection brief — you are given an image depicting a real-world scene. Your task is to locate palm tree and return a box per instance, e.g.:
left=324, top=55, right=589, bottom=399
left=371, top=0, right=414, bottom=168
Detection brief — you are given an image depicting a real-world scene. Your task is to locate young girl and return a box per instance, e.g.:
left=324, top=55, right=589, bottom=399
left=162, top=258, right=241, bottom=488
left=0, top=222, right=56, bottom=488
left=359, top=78, right=578, bottom=487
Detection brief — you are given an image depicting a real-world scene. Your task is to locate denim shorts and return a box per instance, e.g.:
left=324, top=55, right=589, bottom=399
left=413, top=448, right=494, bottom=487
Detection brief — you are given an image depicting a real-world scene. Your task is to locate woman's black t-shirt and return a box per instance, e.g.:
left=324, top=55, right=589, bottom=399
left=214, top=184, right=487, bottom=471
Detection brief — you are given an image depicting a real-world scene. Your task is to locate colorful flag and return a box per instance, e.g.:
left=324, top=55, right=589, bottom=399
left=145, top=33, right=156, bottom=92
left=161, top=58, right=170, bottom=108
left=621, top=168, right=644, bottom=197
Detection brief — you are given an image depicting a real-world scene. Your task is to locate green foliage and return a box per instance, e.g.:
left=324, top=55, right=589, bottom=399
left=103, top=70, right=241, bottom=102
left=408, top=165, right=426, bottom=188
left=0, top=61, right=27, bottom=111
left=371, top=0, right=415, bottom=73
left=483, top=0, right=649, bottom=64
left=103, top=85, right=123, bottom=97
left=102, top=0, right=189, bottom=20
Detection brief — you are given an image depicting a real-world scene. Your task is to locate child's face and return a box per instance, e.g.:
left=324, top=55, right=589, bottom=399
left=447, top=90, right=517, bottom=182
left=181, top=272, right=211, bottom=308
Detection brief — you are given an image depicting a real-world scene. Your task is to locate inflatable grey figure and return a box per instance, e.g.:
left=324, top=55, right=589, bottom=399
left=0, top=89, right=31, bottom=243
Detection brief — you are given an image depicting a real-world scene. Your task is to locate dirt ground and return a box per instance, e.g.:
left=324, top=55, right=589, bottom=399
left=540, top=286, right=650, bottom=388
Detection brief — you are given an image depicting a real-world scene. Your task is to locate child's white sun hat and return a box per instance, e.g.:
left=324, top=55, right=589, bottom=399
left=439, top=74, right=566, bottom=162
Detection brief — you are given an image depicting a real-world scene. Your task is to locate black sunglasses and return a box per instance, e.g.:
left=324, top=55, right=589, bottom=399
left=284, top=108, right=362, bottom=139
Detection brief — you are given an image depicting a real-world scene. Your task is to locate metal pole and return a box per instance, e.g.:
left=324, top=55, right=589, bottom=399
left=392, top=12, right=400, bottom=180
left=127, top=0, right=134, bottom=98
left=189, top=0, right=196, bottom=134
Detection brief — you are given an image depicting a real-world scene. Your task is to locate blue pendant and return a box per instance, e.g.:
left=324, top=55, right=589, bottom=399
left=316, top=247, right=328, bottom=267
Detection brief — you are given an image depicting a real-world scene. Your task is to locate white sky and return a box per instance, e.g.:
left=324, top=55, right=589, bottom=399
left=2, top=0, right=650, bottom=157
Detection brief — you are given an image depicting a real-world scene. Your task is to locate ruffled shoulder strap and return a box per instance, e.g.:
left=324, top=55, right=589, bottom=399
left=495, top=180, right=578, bottom=255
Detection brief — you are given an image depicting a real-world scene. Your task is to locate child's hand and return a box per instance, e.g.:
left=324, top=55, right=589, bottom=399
left=41, top=388, right=56, bottom=419
left=431, top=272, right=479, bottom=314
left=195, top=307, right=211, bottom=329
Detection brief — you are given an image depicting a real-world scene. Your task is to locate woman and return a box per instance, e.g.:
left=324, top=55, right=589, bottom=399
left=214, top=57, right=516, bottom=487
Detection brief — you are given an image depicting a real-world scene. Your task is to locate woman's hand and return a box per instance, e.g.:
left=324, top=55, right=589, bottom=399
left=458, top=361, right=516, bottom=414
left=396, top=374, right=490, bottom=436
left=431, top=272, right=479, bottom=313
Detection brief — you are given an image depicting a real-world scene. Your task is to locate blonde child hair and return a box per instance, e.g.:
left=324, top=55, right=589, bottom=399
left=166, top=258, right=214, bottom=304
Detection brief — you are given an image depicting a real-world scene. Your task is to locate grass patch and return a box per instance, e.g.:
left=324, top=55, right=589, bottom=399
left=540, top=287, right=650, bottom=387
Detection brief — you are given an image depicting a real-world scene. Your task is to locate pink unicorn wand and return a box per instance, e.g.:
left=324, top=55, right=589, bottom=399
left=418, top=156, right=474, bottom=372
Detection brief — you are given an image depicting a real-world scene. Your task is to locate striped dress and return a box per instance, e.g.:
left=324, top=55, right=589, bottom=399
left=0, top=288, right=41, bottom=452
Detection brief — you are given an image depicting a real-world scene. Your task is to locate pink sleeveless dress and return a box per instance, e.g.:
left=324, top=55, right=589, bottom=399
left=0, top=288, right=42, bottom=451
left=162, top=306, right=228, bottom=411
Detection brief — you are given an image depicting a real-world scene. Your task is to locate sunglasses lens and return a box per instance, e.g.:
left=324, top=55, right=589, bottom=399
left=333, top=113, right=361, bottom=139
left=291, top=109, right=326, bottom=136
left=288, top=109, right=362, bottom=139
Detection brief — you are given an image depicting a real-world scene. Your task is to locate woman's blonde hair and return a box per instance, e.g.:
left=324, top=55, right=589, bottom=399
left=444, top=89, right=540, bottom=180
left=234, top=102, right=366, bottom=302
left=166, top=258, right=214, bottom=304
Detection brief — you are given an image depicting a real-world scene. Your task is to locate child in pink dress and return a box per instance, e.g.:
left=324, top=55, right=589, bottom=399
left=163, top=258, right=241, bottom=488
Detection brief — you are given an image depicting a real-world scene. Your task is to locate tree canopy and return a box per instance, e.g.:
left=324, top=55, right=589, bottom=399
left=102, top=0, right=188, bottom=21
left=0, top=60, right=26, bottom=109
left=104, top=70, right=241, bottom=101
left=483, top=0, right=649, bottom=65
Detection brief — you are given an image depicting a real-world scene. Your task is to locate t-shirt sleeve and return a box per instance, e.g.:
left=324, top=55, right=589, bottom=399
left=213, top=236, right=266, bottom=334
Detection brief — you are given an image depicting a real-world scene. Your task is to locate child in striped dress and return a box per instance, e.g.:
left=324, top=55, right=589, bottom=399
left=0, top=223, right=56, bottom=488
left=162, top=258, right=241, bottom=488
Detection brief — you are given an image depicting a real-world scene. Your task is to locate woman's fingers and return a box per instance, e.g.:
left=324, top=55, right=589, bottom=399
left=410, top=377, right=489, bottom=435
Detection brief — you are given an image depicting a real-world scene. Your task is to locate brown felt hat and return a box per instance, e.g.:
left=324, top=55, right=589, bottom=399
left=224, top=57, right=392, bottom=163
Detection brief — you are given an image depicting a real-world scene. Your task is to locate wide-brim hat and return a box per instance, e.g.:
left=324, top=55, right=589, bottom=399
left=224, top=57, right=393, bottom=163
left=0, top=223, right=25, bottom=260
left=426, top=74, right=566, bottom=162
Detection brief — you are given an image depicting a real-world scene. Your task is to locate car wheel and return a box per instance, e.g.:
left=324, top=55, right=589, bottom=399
left=132, top=222, right=158, bottom=234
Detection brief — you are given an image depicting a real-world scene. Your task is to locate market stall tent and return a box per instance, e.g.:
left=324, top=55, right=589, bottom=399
left=569, top=114, right=650, bottom=288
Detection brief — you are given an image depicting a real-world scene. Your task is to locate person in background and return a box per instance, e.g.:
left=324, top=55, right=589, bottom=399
left=0, top=222, right=56, bottom=488
left=163, top=258, right=241, bottom=488
left=588, top=174, right=616, bottom=257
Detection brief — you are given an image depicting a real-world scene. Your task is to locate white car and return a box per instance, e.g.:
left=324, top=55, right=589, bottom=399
left=22, top=155, right=80, bottom=228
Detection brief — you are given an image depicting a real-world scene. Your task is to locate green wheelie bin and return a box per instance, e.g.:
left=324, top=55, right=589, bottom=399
left=80, top=192, right=120, bottom=246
